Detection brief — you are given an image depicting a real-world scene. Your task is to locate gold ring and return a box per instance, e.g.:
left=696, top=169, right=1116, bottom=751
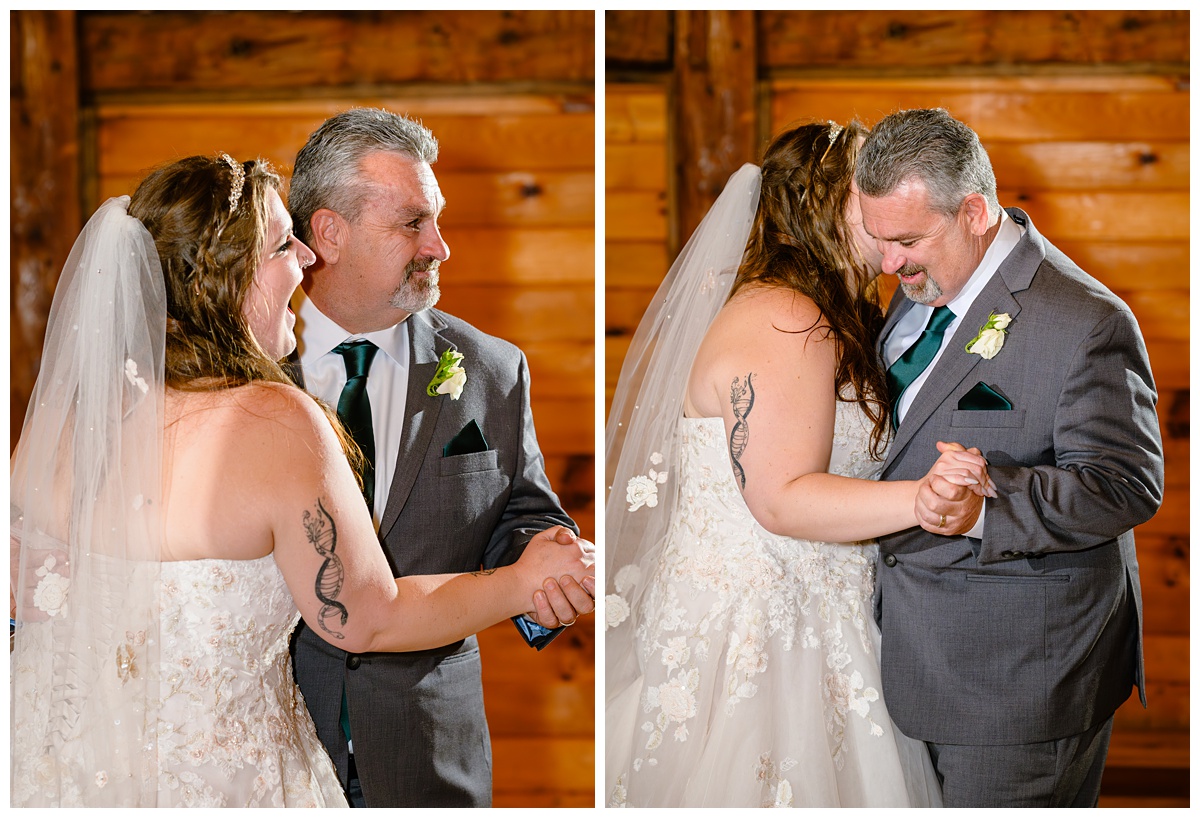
left=561, top=616, right=577, bottom=627
left=938, top=514, right=947, bottom=528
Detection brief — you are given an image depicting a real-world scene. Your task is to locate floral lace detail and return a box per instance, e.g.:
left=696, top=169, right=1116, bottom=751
left=12, top=555, right=345, bottom=807
left=610, top=400, right=903, bottom=804
left=153, top=556, right=343, bottom=807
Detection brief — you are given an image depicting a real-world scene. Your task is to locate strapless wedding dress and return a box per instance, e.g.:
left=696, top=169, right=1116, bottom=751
left=605, top=400, right=942, bottom=807
left=12, top=554, right=346, bottom=807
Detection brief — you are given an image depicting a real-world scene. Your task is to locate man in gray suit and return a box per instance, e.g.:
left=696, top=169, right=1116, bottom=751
left=855, top=108, right=1163, bottom=807
left=287, top=108, right=595, bottom=807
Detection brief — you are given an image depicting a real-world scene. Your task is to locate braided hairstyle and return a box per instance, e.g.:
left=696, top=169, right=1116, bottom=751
left=731, top=121, right=891, bottom=458
left=129, top=154, right=290, bottom=390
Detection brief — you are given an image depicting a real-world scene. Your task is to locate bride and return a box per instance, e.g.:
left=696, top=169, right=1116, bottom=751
left=604, top=121, right=991, bottom=807
left=10, top=154, right=594, bottom=807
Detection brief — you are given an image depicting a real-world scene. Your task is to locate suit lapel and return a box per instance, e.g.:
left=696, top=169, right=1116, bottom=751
left=882, top=208, right=1041, bottom=472
left=379, top=311, right=454, bottom=540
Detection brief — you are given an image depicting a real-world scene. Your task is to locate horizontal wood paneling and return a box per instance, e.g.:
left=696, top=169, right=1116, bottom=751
left=97, top=103, right=595, bottom=175
left=605, top=84, right=670, bottom=420
left=771, top=77, right=1189, bottom=141
left=604, top=240, right=672, bottom=289
left=759, top=11, right=1189, bottom=71
left=81, top=11, right=595, bottom=93
left=605, top=10, right=672, bottom=67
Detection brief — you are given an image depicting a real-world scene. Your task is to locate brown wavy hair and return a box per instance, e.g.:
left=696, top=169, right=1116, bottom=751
left=128, top=154, right=364, bottom=475
left=731, top=121, right=891, bottom=457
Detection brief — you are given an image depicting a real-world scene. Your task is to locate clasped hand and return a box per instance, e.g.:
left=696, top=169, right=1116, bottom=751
left=916, top=441, right=998, bottom=535
left=519, top=526, right=596, bottom=628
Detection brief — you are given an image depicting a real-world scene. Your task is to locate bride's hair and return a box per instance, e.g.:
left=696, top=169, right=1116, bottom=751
left=731, top=121, right=891, bottom=458
left=129, top=154, right=292, bottom=390
left=128, top=155, right=365, bottom=477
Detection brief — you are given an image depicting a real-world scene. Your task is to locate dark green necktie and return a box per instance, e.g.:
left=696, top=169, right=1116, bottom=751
left=333, top=340, right=379, bottom=512
left=886, top=305, right=955, bottom=428
left=332, top=340, right=378, bottom=746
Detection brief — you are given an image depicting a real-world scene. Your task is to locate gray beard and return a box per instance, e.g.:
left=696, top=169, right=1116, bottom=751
left=391, top=260, right=441, bottom=314
left=899, top=266, right=944, bottom=305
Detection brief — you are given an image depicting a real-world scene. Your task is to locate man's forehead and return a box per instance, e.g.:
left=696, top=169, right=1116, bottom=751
left=860, top=179, right=935, bottom=236
left=359, top=153, right=446, bottom=211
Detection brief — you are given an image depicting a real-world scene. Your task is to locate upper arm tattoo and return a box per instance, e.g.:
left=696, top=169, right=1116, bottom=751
left=303, top=498, right=348, bottom=639
left=729, top=373, right=755, bottom=489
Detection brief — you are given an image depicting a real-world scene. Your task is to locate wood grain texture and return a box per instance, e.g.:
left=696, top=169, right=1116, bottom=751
left=759, top=10, right=1189, bottom=70
left=81, top=10, right=595, bottom=93
left=10, top=11, right=83, bottom=450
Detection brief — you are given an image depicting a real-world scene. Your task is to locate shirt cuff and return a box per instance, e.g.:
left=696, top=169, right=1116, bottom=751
left=965, top=500, right=986, bottom=539
left=515, top=615, right=553, bottom=642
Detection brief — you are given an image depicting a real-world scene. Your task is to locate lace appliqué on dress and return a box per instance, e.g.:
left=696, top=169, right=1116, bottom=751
left=608, top=400, right=892, bottom=805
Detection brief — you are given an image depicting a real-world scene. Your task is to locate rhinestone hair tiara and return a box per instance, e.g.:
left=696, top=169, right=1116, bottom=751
left=220, top=153, right=246, bottom=212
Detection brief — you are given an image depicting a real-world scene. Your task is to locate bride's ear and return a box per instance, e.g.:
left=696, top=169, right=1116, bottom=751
left=309, top=209, right=344, bottom=264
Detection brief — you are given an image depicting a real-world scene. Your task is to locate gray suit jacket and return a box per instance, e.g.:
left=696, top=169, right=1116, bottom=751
left=291, top=308, right=576, bottom=806
left=873, top=209, right=1163, bottom=745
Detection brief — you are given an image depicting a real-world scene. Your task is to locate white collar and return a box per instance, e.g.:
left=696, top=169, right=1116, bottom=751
left=296, top=295, right=410, bottom=369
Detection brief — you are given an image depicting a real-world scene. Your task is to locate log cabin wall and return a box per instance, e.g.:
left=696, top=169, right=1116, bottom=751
left=605, top=10, right=1188, bottom=808
left=12, top=10, right=594, bottom=808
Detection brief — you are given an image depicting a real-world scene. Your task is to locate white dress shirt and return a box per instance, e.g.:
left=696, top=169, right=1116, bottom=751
left=883, top=209, right=1024, bottom=538
left=297, top=297, right=411, bottom=529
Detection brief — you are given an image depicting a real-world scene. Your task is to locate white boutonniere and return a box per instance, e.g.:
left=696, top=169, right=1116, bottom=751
left=964, top=312, right=1012, bottom=360
left=626, top=452, right=668, bottom=512
left=426, top=350, right=467, bottom=400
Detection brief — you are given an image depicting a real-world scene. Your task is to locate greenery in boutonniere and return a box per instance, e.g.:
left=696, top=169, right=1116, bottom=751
left=965, top=312, right=1012, bottom=360
left=427, top=350, right=467, bottom=399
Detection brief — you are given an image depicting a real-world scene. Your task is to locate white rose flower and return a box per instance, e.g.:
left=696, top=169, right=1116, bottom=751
left=990, top=312, right=1013, bottom=329
left=968, top=327, right=1006, bottom=359
left=33, top=572, right=69, bottom=617
left=435, top=368, right=467, bottom=400
left=656, top=676, right=698, bottom=723
left=625, top=474, right=658, bottom=511
left=614, top=564, right=641, bottom=594
left=605, top=594, right=630, bottom=629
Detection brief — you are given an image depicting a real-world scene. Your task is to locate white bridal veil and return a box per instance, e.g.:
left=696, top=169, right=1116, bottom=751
left=11, top=196, right=167, bottom=805
left=604, top=164, right=761, bottom=704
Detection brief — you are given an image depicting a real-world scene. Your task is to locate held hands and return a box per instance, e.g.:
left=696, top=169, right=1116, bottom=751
left=518, top=526, right=596, bottom=628
left=916, top=441, right=997, bottom=535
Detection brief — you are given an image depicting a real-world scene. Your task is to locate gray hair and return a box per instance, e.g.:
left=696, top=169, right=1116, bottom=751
left=854, top=108, right=999, bottom=220
left=289, top=107, right=439, bottom=244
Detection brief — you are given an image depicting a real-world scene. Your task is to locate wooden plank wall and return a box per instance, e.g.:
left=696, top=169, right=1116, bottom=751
left=604, top=85, right=669, bottom=416
left=604, top=10, right=1189, bottom=808
left=12, top=11, right=595, bottom=808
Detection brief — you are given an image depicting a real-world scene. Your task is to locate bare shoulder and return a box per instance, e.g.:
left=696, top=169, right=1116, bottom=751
left=169, top=381, right=340, bottom=466
left=688, top=285, right=835, bottom=417
left=716, top=284, right=826, bottom=337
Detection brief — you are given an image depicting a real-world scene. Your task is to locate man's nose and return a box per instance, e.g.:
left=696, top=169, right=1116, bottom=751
left=423, top=224, right=450, bottom=262
left=880, top=246, right=905, bottom=275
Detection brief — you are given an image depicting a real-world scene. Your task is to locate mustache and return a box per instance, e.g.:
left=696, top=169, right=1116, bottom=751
left=896, top=263, right=926, bottom=278
left=406, top=257, right=441, bottom=276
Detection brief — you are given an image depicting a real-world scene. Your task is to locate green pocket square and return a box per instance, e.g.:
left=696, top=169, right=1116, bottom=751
left=958, top=381, right=1013, bottom=411
left=443, top=419, right=489, bottom=456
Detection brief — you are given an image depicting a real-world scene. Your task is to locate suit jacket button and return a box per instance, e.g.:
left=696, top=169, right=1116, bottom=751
left=346, top=655, right=362, bottom=670
left=1001, top=550, right=1014, bottom=558
left=883, top=553, right=897, bottom=567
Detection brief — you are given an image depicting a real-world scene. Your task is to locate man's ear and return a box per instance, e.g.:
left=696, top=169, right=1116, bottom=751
left=962, top=193, right=992, bottom=236
left=309, top=209, right=344, bottom=264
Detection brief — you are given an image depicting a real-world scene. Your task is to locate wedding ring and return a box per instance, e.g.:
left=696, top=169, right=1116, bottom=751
left=937, top=514, right=947, bottom=528
left=561, top=616, right=578, bottom=627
